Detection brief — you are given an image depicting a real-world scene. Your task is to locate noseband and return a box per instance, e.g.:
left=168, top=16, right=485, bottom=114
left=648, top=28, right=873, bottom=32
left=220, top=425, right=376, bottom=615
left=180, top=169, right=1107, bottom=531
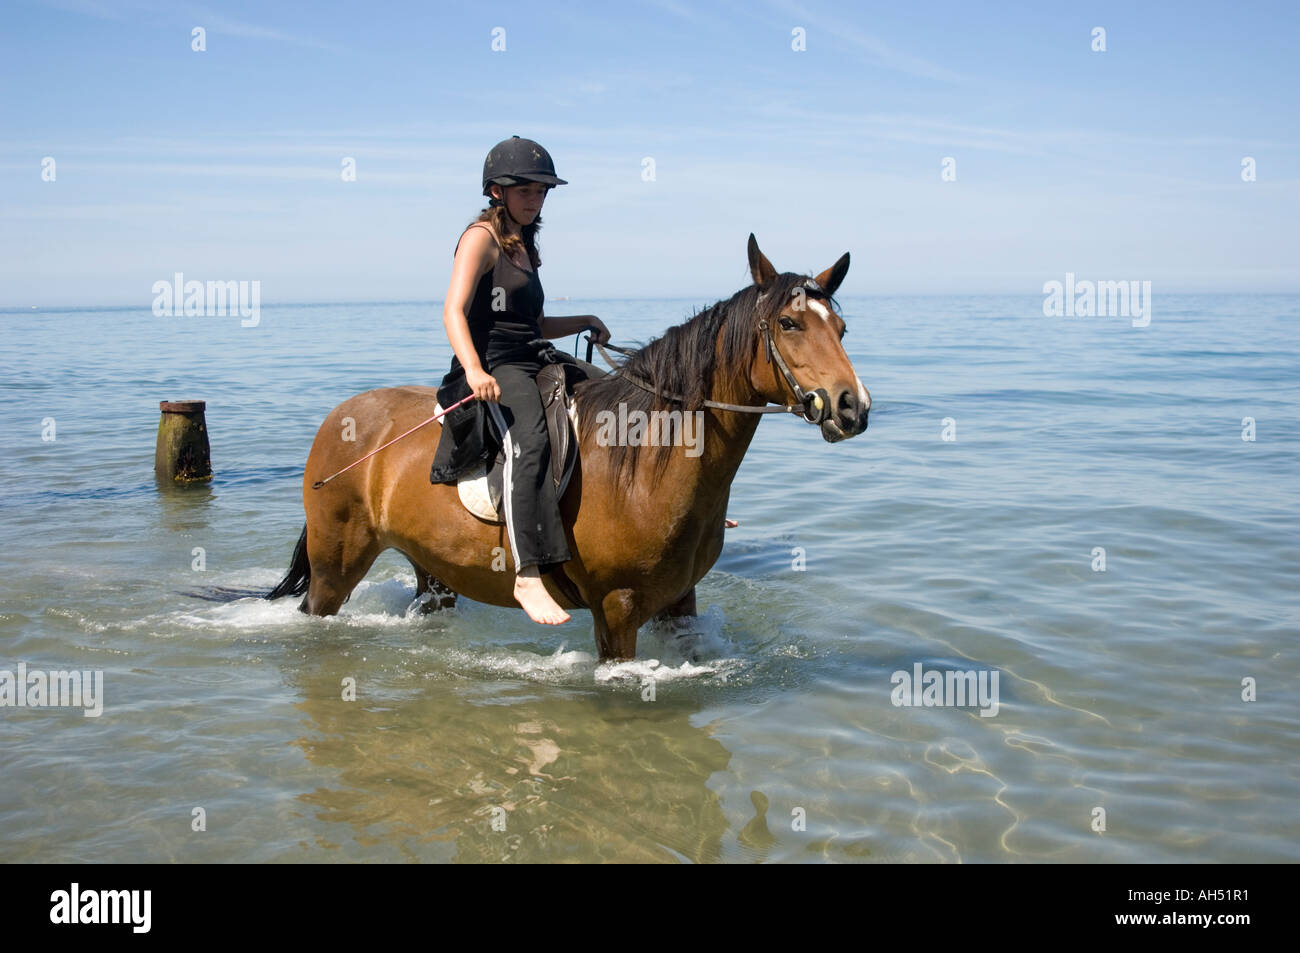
left=757, top=315, right=832, bottom=425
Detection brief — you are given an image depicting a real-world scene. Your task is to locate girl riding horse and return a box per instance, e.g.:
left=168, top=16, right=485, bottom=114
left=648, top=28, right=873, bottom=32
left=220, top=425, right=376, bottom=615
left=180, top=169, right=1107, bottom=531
left=436, top=136, right=610, bottom=625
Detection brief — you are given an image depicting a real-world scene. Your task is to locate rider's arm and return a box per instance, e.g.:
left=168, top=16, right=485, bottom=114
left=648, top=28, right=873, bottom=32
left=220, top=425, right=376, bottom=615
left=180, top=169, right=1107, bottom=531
left=442, top=227, right=493, bottom=373
left=539, top=312, right=607, bottom=341
left=442, top=227, right=501, bottom=401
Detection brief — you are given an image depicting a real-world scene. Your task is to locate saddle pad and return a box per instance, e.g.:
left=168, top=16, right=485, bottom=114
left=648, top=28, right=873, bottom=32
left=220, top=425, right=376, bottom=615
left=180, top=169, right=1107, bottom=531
left=435, top=402, right=580, bottom=524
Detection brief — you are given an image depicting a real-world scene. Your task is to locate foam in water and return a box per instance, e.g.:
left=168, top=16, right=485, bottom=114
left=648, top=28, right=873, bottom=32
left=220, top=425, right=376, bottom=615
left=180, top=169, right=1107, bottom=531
left=439, top=644, right=598, bottom=682
left=156, top=570, right=754, bottom=684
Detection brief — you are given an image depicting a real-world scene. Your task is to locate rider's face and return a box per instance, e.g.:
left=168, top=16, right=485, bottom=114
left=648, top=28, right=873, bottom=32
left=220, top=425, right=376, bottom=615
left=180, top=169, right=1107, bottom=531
left=496, top=182, right=547, bottom=223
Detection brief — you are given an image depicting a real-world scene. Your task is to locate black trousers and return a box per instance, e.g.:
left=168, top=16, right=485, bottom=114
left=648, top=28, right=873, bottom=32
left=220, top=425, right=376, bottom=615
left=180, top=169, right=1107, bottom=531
left=483, top=357, right=572, bottom=573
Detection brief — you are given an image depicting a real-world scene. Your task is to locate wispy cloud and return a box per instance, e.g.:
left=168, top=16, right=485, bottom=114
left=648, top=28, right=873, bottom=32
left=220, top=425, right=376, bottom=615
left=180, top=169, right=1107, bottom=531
left=639, top=0, right=963, bottom=85
left=183, top=5, right=346, bottom=52
left=30, top=0, right=128, bottom=20
left=765, top=0, right=965, bottom=83
left=32, top=0, right=347, bottom=52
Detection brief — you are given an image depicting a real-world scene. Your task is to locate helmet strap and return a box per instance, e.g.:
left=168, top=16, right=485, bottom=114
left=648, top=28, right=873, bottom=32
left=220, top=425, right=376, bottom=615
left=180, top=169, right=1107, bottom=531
left=486, top=189, right=525, bottom=226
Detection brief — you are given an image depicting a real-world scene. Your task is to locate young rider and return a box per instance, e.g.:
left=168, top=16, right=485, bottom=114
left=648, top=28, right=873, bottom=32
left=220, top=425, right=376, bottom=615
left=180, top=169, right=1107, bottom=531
left=440, top=136, right=610, bottom=625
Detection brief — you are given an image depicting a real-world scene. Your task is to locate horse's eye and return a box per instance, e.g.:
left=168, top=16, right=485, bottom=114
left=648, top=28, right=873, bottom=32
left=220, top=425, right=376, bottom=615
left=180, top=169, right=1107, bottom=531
left=840, top=327, right=847, bottom=340
left=779, top=316, right=798, bottom=331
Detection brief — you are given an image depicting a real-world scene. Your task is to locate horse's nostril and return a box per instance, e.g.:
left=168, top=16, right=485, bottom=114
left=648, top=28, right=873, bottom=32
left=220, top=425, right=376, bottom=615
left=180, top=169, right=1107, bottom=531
left=836, top=389, right=860, bottom=425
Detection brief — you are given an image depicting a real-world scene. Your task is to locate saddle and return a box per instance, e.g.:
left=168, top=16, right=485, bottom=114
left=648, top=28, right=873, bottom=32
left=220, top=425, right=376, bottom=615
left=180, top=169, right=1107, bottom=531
left=436, top=358, right=605, bottom=523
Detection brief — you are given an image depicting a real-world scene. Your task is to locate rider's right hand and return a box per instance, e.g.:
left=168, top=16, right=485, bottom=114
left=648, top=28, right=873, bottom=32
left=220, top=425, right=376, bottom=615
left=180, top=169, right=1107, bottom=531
left=466, top=366, right=501, bottom=403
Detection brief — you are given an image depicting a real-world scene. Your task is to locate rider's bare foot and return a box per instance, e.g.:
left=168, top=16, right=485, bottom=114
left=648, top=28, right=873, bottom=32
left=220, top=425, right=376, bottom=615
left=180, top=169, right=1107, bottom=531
left=514, top=569, right=570, bottom=625
left=724, top=518, right=738, bottom=528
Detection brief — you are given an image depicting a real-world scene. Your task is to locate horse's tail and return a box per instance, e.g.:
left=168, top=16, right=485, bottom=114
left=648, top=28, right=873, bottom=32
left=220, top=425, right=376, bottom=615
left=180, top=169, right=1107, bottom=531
left=267, top=525, right=311, bottom=599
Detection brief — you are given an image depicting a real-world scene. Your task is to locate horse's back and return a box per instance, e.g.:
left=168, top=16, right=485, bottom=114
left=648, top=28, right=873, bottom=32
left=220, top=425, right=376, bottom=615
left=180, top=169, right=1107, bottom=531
left=307, top=385, right=444, bottom=478
left=316, top=385, right=441, bottom=432
left=329, top=384, right=439, bottom=412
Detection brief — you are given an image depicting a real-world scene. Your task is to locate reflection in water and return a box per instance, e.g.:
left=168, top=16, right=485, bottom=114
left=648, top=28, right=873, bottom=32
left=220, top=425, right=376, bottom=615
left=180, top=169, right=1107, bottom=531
left=737, top=791, right=776, bottom=854
left=154, top=480, right=214, bottom=536
left=287, top=643, right=734, bottom=862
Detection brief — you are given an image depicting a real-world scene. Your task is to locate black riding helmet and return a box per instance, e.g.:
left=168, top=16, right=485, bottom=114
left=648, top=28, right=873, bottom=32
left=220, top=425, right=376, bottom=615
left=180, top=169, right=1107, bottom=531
left=482, top=136, right=568, bottom=203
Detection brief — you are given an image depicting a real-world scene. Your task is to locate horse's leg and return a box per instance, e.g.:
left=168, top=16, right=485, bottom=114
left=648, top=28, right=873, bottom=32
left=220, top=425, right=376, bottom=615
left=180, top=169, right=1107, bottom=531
left=595, top=589, right=649, bottom=661
left=300, top=522, right=383, bottom=616
left=409, top=557, right=457, bottom=613
left=590, top=600, right=611, bottom=659
left=411, top=559, right=431, bottom=598
left=654, top=586, right=697, bottom=621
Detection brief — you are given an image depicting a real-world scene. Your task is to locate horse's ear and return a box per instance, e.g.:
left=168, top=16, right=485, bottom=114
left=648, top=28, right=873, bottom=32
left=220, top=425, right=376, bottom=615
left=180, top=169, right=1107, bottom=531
left=813, top=252, right=850, bottom=298
left=747, top=233, right=778, bottom=289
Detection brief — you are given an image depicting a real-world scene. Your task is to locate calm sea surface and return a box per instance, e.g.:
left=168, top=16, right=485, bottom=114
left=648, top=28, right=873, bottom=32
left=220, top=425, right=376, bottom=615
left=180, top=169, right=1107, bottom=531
left=1, top=293, right=1297, bottom=862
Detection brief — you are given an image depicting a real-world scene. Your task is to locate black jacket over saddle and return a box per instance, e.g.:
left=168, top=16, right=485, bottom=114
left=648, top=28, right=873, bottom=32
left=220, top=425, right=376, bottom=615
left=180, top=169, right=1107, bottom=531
left=428, top=340, right=597, bottom=486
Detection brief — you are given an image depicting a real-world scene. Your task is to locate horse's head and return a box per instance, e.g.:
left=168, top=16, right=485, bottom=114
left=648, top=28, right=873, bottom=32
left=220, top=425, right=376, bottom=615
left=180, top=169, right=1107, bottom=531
left=745, top=234, right=870, bottom=442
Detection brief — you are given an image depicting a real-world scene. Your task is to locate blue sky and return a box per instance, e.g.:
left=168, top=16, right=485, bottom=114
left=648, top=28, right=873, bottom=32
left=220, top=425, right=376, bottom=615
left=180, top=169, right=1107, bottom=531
left=2, top=0, right=1297, bottom=306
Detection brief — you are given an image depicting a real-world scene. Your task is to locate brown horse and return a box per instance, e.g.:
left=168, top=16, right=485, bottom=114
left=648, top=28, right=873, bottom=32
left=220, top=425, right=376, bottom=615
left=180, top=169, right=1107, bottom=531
left=267, top=235, right=870, bottom=660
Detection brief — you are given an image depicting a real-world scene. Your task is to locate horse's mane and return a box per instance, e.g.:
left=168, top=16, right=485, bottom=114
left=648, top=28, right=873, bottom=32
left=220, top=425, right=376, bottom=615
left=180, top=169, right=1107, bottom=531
left=574, top=271, right=837, bottom=489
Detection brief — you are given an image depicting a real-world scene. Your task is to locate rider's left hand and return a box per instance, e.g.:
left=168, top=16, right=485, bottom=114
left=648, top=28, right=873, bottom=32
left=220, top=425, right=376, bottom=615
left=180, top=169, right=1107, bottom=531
left=588, top=317, right=610, bottom=345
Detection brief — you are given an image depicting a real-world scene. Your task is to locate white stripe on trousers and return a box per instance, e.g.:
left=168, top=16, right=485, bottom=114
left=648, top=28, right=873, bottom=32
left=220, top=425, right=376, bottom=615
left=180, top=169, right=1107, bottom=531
left=486, top=402, right=523, bottom=568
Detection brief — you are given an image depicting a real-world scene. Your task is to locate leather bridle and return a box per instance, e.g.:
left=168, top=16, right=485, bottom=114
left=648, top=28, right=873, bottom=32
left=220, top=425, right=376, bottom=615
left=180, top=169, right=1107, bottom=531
left=755, top=315, right=833, bottom=424
left=587, top=296, right=833, bottom=424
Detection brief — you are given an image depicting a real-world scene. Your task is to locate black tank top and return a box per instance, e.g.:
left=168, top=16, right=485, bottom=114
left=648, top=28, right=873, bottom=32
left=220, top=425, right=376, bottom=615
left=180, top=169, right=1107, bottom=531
left=452, top=224, right=545, bottom=370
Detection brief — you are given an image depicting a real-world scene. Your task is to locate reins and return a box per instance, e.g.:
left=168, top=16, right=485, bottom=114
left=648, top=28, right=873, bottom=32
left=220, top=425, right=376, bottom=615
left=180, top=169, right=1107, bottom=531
left=314, top=306, right=833, bottom=491
left=589, top=339, right=800, bottom=415
left=585, top=320, right=829, bottom=422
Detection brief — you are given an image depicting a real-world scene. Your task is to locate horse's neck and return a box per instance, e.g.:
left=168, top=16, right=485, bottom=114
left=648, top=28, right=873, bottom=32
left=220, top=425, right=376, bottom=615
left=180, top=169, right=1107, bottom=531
left=662, top=368, right=764, bottom=505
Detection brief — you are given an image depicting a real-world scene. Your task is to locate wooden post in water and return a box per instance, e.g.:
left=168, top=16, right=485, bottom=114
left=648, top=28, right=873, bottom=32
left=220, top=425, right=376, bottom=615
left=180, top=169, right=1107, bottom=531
left=155, top=400, right=212, bottom=483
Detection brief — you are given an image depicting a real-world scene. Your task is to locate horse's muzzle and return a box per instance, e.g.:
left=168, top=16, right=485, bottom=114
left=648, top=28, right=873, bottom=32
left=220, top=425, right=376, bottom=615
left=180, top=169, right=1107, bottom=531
left=818, top=385, right=870, bottom=441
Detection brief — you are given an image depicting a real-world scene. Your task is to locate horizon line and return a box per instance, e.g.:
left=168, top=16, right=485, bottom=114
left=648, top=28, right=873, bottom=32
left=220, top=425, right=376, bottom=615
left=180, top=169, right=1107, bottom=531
left=5, top=289, right=1300, bottom=313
